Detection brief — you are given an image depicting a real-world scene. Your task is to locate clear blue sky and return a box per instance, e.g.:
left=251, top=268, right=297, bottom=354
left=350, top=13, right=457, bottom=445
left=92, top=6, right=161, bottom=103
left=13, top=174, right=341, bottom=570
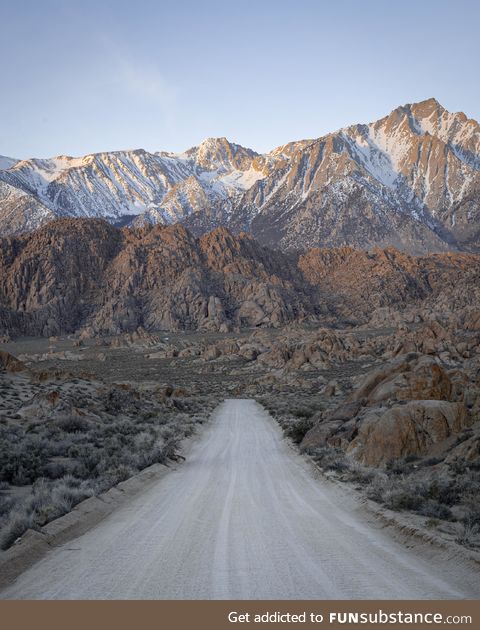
left=1, top=0, right=479, bottom=158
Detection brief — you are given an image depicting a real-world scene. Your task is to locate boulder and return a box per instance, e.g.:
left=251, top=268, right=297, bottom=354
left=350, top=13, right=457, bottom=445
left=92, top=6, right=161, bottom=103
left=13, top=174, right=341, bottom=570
left=203, top=346, right=221, bottom=361
left=0, top=350, right=27, bottom=373
left=462, top=309, right=480, bottom=331
left=347, top=400, right=471, bottom=466
left=257, top=344, right=291, bottom=369
left=301, top=401, right=363, bottom=450
left=350, top=353, right=453, bottom=405
left=236, top=300, right=266, bottom=327
left=238, top=344, right=263, bottom=361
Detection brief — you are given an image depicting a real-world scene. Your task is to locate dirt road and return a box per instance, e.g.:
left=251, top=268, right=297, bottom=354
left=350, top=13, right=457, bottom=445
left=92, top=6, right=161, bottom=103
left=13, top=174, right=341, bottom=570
left=1, top=399, right=478, bottom=599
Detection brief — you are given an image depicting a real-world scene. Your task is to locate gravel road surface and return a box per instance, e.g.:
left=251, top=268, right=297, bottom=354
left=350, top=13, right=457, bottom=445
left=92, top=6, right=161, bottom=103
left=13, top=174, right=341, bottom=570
left=1, top=399, right=478, bottom=599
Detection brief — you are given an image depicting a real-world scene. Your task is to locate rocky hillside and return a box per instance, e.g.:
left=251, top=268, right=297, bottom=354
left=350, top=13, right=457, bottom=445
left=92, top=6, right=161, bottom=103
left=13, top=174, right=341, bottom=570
left=298, top=246, right=480, bottom=321
left=0, top=219, right=309, bottom=337
left=1, top=99, right=478, bottom=253
left=0, top=218, right=479, bottom=337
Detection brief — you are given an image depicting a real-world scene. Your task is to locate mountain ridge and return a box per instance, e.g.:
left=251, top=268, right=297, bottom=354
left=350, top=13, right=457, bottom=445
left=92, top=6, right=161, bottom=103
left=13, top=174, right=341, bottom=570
left=1, top=98, right=479, bottom=253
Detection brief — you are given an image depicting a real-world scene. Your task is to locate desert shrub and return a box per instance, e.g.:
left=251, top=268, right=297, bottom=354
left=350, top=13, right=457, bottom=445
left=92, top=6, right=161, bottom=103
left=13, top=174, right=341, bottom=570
left=0, top=379, right=210, bottom=549
left=344, top=464, right=376, bottom=485
left=140, top=443, right=172, bottom=467
left=103, top=387, right=139, bottom=414
left=0, top=437, right=51, bottom=485
left=71, top=447, right=105, bottom=479
left=461, top=493, right=480, bottom=527
left=105, top=465, right=135, bottom=484
left=43, top=460, right=70, bottom=480
left=383, top=488, right=425, bottom=511
left=425, top=518, right=440, bottom=529
left=171, top=398, right=188, bottom=411
left=0, top=476, right=94, bottom=549
left=161, top=437, right=181, bottom=462
left=54, top=415, right=91, bottom=433
left=159, top=425, right=177, bottom=441
left=385, top=459, right=411, bottom=476
left=366, top=474, right=392, bottom=503
left=425, top=477, right=458, bottom=506
left=291, top=405, right=317, bottom=419
left=0, top=493, right=14, bottom=516
left=456, top=519, right=480, bottom=547
left=182, top=422, right=196, bottom=438
left=189, top=415, right=206, bottom=426
left=61, top=475, right=83, bottom=488
left=50, top=483, right=92, bottom=515
left=418, top=501, right=453, bottom=520
left=283, top=417, right=315, bottom=444
left=68, top=389, right=93, bottom=409
left=304, top=445, right=351, bottom=472
left=0, top=510, right=34, bottom=550
left=367, top=474, right=456, bottom=518
left=133, top=431, right=155, bottom=450
left=141, top=410, right=157, bottom=421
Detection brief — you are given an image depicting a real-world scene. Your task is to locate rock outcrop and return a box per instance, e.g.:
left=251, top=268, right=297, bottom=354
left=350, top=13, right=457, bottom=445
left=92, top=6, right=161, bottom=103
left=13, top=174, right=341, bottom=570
left=0, top=350, right=26, bottom=373
left=347, top=400, right=470, bottom=466
left=0, top=220, right=309, bottom=336
left=1, top=219, right=480, bottom=337
left=301, top=353, right=477, bottom=466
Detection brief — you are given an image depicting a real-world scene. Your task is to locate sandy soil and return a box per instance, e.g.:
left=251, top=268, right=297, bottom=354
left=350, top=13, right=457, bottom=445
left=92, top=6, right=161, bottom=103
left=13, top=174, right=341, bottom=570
left=1, top=399, right=478, bottom=600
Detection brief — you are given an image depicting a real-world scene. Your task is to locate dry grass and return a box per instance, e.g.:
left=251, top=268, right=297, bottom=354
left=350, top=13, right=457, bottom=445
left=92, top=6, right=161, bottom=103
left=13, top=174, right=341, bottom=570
left=0, top=378, right=218, bottom=550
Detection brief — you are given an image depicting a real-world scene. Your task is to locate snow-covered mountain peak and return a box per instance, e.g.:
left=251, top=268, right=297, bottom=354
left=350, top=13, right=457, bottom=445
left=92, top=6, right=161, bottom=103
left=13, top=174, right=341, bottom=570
left=1, top=98, right=479, bottom=254
left=183, top=137, right=259, bottom=172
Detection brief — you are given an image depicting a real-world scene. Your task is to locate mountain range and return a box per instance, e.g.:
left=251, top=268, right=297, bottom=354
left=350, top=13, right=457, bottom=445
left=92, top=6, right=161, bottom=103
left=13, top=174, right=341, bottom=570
left=0, top=98, right=479, bottom=253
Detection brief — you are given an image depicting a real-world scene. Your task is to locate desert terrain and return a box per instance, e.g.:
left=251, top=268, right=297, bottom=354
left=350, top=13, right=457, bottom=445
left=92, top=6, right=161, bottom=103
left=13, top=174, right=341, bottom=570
left=1, top=273, right=479, bottom=598
left=2, top=399, right=478, bottom=600
left=1, top=110, right=480, bottom=594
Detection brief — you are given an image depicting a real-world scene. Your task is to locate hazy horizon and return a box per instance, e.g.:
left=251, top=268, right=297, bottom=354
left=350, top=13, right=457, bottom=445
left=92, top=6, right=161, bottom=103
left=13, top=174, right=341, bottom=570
left=1, top=0, right=479, bottom=159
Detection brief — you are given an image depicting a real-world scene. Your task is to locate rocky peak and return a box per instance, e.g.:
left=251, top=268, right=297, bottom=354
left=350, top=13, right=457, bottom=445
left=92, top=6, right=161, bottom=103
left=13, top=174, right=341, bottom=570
left=1, top=99, right=479, bottom=254
left=408, top=96, right=443, bottom=117
left=373, top=99, right=479, bottom=165
left=185, top=137, right=258, bottom=172
left=199, top=226, right=244, bottom=267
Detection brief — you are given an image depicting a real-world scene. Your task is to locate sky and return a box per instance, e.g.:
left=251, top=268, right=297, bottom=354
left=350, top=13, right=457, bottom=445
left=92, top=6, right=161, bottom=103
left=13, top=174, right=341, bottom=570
left=1, top=0, right=479, bottom=159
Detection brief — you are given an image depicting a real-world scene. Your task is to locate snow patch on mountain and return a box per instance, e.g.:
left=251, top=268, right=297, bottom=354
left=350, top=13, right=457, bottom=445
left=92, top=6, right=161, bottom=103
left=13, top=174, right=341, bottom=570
left=0, top=99, right=479, bottom=253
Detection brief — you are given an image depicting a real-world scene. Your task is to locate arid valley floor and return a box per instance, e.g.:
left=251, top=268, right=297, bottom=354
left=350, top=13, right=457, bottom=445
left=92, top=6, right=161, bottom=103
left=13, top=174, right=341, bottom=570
left=1, top=308, right=480, bottom=598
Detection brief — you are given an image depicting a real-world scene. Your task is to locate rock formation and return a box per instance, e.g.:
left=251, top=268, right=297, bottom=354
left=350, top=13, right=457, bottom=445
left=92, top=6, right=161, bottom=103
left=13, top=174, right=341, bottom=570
left=1, top=218, right=480, bottom=337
